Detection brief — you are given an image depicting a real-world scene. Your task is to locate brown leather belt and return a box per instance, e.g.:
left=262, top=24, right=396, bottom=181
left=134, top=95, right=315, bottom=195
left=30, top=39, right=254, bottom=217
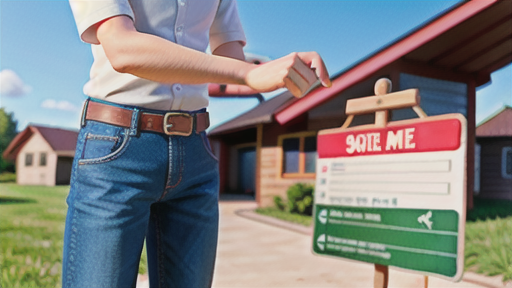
left=84, top=101, right=209, bottom=136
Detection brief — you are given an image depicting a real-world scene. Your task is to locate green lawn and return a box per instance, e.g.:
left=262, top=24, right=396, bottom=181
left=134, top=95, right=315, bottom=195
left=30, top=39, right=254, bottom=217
left=1, top=184, right=67, bottom=287
left=0, top=183, right=147, bottom=288
left=465, top=198, right=512, bottom=282
left=465, top=217, right=512, bottom=282
left=255, top=207, right=312, bottom=226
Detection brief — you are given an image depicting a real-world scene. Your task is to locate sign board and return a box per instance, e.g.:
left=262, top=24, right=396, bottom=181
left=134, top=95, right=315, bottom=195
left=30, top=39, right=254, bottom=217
left=312, top=88, right=467, bottom=281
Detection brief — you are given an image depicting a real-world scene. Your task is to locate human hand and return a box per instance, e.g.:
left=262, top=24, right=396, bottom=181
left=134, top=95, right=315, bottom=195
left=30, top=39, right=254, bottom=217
left=243, top=52, right=331, bottom=98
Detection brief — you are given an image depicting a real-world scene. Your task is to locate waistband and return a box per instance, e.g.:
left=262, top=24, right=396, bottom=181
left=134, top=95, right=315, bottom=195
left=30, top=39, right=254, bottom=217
left=81, top=98, right=209, bottom=136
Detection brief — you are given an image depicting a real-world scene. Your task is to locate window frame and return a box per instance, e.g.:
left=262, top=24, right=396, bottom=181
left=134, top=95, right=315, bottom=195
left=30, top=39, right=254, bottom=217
left=39, top=152, right=47, bottom=167
left=502, top=146, right=512, bottom=179
left=278, top=131, right=317, bottom=179
left=25, top=153, right=33, bottom=167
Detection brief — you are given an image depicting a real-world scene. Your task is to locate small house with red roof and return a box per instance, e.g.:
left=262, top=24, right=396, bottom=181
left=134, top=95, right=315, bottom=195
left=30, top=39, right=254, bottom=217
left=475, top=106, right=512, bottom=200
left=2, top=125, right=78, bottom=186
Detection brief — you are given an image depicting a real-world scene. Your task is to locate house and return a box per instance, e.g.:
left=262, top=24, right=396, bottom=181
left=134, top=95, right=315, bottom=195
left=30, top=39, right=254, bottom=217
left=2, top=125, right=79, bottom=186
left=208, top=0, right=512, bottom=208
left=475, top=106, right=512, bottom=200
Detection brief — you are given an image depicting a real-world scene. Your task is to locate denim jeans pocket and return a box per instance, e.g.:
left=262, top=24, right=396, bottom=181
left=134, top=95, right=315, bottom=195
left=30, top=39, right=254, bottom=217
left=200, top=132, right=218, bottom=162
left=78, top=128, right=131, bottom=165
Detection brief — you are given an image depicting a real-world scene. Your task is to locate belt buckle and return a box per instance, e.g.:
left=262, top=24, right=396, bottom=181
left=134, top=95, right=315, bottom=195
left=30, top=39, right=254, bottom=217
left=163, top=112, right=193, bottom=136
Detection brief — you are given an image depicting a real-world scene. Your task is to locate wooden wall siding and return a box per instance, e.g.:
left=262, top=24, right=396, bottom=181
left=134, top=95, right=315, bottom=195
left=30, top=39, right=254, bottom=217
left=259, top=147, right=315, bottom=207
left=262, top=118, right=308, bottom=147
left=16, top=133, right=57, bottom=186
left=477, top=137, right=512, bottom=200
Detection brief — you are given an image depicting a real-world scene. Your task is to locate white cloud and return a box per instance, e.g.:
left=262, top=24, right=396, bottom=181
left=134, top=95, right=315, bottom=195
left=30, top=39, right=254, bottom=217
left=41, top=99, right=80, bottom=112
left=0, top=69, right=32, bottom=97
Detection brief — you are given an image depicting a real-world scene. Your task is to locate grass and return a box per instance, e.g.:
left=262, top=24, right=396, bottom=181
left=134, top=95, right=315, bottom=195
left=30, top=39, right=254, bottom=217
left=0, top=183, right=147, bottom=288
left=465, top=198, right=512, bottom=282
left=1, top=184, right=67, bottom=287
left=255, top=207, right=312, bottom=226
left=465, top=216, right=512, bottom=282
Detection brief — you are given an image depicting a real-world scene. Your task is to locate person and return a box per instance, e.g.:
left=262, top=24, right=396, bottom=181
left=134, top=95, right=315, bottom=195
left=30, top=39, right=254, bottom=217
left=63, top=1, right=331, bottom=287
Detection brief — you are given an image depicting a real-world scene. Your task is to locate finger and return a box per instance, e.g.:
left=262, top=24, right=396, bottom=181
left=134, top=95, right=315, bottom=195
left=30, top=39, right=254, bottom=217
left=311, top=57, right=331, bottom=87
left=297, top=52, right=332, bottom=88
left=284, top=73, right=303, bottom=98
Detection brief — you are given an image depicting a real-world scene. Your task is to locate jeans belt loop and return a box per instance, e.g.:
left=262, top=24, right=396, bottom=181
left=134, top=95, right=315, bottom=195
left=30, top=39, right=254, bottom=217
left=129, top=108, right=141, bottom=136
left=80, top=99, right=90, bottom=128
left=192, top=113, right=197, bottom=134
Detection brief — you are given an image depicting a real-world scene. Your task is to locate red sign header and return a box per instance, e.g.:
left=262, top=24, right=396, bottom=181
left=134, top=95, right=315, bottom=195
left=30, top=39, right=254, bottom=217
left=318, top=119, right=461, bottom=158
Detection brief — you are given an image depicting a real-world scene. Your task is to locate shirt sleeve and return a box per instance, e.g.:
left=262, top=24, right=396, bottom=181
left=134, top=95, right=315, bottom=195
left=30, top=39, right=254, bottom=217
left=68, top=0, right=135, bottom=45
left=209, top=0, right=247, bottom=52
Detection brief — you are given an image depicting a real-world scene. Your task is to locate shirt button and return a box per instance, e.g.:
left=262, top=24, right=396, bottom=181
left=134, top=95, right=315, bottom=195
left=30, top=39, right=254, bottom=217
left=179, top=0, right=186, bottom=6
left=176, top=25, right=183, bottom=32
left=174, top=84, right=182, bottom=92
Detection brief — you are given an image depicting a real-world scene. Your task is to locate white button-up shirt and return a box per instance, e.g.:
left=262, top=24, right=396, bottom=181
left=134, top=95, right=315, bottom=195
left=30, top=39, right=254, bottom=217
left=69, top=0, right=246, bottom=111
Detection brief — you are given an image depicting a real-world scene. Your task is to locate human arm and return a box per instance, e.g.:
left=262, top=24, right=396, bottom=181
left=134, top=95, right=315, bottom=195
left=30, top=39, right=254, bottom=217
left=209, top=41, right=261, bottom=96
left=96, top=16, right=331, bottom=97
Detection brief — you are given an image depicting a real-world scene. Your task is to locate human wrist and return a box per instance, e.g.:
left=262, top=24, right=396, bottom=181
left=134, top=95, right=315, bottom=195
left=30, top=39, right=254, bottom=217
left=233, top=61, right=256, bottom=86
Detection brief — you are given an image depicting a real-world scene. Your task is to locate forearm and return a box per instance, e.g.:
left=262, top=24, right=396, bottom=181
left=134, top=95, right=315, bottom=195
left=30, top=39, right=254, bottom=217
left=98, top=17, right=252, bottom=86
left=97, top=16, right=331, bottom=98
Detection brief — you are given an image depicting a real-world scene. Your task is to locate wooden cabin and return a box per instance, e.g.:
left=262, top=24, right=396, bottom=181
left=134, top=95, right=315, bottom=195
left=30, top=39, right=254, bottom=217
left=208, top=0, right=512, bottom=208
left=2, top=125, right=78, bottom=186
left=475, top=106, right=512, bottom=200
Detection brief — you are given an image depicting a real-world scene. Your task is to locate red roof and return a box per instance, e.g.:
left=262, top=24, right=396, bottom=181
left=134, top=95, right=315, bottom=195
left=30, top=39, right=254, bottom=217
left=2, top=125, right=78, bottom=161
left=476, top=106, right=512, bottom=137
left=32, top=125, right=79, bottom=151
left=209, top=92, right=295, bottom=135
left=275, top=0, right=511, bottom=124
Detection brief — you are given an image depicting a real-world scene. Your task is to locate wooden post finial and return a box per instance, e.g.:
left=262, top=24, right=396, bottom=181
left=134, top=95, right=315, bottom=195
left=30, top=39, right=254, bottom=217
left=374, top=78, right=392, bottom=96
left=374, top=78, right=392, bottom=127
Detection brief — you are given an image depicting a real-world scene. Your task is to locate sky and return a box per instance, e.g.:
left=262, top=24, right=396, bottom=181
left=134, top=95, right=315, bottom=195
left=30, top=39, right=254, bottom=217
left=1, top=0, right=511, bottom=132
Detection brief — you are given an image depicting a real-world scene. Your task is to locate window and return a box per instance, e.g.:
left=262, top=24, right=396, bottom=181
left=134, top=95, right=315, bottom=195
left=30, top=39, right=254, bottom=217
left=25, top=153, right=33, bottom=166
left=40, top=152, right=47, bottom=166
left=283, top=138, right=300, bottom=173
left=279, top=132, right=317, bottom=177
left=502, top=147, right=512, bottom=179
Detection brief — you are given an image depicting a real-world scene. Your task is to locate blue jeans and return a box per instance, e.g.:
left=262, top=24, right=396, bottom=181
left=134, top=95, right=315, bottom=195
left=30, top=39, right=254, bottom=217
left=62, top=100, right=219, bottom=288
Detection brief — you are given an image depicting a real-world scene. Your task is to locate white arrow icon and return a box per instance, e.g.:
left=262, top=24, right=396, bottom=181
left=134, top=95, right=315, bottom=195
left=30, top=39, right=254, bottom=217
left=317, top=234, right=326, bottom=251
left=318, top=209, right=327, bottom=224
left=418, top=211, right=433, bottom=230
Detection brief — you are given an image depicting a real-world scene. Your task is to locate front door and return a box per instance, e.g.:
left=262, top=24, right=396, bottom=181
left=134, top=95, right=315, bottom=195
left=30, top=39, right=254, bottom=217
left=237, top=147, right=256, bottom=195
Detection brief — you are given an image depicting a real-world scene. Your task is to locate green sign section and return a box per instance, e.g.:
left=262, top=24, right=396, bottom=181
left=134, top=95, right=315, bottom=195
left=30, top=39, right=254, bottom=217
left=313, top=205, right=459, bottom=277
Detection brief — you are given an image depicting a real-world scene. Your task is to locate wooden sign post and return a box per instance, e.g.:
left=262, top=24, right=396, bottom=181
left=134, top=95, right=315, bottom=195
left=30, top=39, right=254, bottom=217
left=312, top=79, right=467, bottom=287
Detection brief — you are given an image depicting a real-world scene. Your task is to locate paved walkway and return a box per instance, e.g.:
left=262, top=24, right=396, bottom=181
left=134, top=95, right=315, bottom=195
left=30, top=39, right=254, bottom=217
left=137, top=200, right=506, bottom=288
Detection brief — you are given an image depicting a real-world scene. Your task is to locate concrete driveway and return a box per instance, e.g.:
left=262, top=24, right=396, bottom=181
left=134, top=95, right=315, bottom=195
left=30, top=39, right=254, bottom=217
left=138, top=199, right=500, bottom=288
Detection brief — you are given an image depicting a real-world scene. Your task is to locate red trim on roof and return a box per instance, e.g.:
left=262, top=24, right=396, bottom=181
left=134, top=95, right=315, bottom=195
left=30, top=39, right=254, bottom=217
left=2, top=125, right=79, bottom=161
left=2, top=127, right=35, bottom=161
left=275, top=0, right=497, bottom=124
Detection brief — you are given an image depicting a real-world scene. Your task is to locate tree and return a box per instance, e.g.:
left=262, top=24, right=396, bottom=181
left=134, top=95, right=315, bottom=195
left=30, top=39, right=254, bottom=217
left=0, top=108, right=18, bottom=172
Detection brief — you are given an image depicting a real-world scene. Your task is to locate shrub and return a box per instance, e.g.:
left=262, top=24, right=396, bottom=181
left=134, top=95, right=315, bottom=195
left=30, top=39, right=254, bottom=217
left=287, top=183, right=314, bottom=216
left=0, top=172, right=16, bottom=183
left=273, top=195, right=286, bottom=211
